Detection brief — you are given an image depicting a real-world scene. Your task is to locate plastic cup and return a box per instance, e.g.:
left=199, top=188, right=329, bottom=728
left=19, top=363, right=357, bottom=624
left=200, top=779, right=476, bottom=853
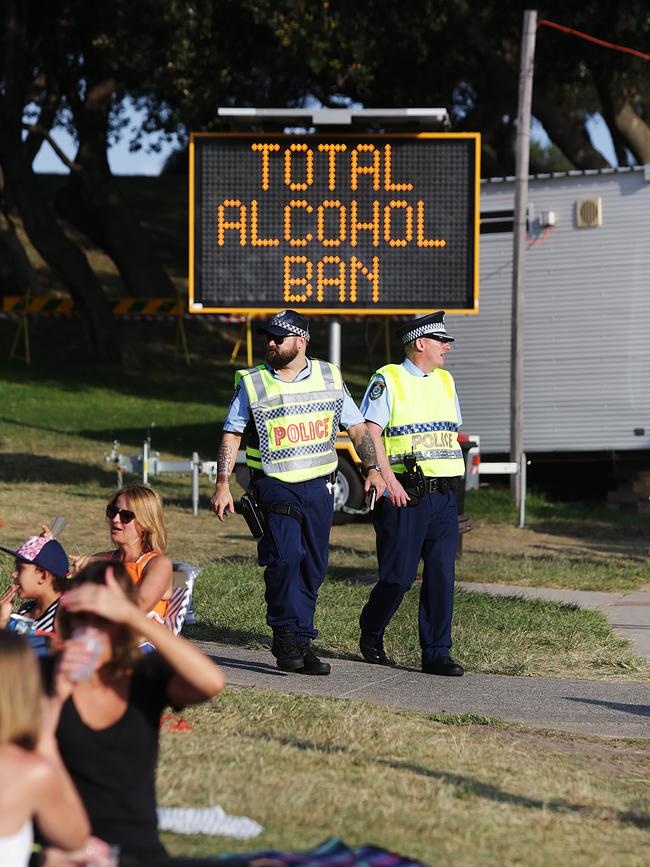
left=7, top=614, right=35, bottom=635
left=68, top=627, right=104, bottom=682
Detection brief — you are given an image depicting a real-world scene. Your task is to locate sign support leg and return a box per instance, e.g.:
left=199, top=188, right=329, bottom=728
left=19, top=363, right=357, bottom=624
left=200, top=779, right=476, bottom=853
left=329, top=319, right=341, bottom=367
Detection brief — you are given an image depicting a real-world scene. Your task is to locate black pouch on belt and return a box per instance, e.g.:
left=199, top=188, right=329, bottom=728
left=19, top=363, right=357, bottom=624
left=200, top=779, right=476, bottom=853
left=236, top=491, right=266, bottom=539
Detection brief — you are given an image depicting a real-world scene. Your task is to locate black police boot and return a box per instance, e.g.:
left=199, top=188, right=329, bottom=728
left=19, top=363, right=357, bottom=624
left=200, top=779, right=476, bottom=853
left=271, top=628, right=304, bottom=672
left=422, top=656, right=464, bottom=677
left=297, top=643, right=331, bottom=675
left=359, top=633, right=393, bottom=666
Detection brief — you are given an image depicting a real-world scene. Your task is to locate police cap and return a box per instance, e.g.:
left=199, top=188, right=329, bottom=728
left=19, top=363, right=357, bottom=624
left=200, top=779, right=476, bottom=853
left=398, top=311, right=454, bottom=345
left=257, top=309, right=310, bottom=340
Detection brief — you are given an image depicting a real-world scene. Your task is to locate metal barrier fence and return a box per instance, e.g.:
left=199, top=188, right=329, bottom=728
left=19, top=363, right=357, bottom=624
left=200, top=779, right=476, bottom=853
left=106, top=438, right=530, bottom=526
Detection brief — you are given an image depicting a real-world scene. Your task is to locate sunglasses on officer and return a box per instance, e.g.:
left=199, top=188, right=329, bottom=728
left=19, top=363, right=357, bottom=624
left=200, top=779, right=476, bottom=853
left=426, top=335, right=453, bottom=344
left=106, top=503, right=136, bottom=524
left=265, top=334, right=300, bottom=345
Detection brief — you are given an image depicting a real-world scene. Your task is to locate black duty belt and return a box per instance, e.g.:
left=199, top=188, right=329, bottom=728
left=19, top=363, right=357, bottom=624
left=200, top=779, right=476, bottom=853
left=250, top=469, right=337, bottom=485
left=394, top=474, right=459, bottom=495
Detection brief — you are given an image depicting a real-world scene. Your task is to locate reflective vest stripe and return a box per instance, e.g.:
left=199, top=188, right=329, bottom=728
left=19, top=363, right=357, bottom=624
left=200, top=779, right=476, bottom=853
left=385, top=421, right=458, bottom=437
left=244, top=447, right=333, bottom=473
left=317, top=359, right=336, bottom=388
left=247, top=367, right=268, bottom=403
left=251, top=397, right=340, bottom=414
left=388, top=449, right=463, bottom=464
left=265, top=442, right=334, bottom=461
left=267, top=453, right=336, bottom=474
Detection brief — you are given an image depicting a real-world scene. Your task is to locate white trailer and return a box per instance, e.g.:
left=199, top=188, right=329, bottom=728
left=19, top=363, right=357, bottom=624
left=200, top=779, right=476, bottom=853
left=447, top=165, right=650, bottom=458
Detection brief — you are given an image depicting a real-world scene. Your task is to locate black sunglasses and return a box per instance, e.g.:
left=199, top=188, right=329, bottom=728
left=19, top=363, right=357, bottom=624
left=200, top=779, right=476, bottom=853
left=106, top=504, right=136, bottom=524
left=266, top=334, right=298, bottom=345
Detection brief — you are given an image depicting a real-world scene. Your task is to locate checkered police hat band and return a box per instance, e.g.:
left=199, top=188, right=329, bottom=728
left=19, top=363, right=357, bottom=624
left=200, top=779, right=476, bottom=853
left=270, top=318, right=309, bottom=339
left=401, top=323, right=447, bottom=344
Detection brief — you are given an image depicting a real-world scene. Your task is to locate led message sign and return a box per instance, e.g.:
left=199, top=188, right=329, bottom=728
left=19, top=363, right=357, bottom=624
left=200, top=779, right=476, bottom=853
left=189, top=133, right=480, bottom=315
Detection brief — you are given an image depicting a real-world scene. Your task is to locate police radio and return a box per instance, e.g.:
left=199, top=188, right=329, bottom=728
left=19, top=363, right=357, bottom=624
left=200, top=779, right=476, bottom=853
left=403, top=454, right=426, bottom=497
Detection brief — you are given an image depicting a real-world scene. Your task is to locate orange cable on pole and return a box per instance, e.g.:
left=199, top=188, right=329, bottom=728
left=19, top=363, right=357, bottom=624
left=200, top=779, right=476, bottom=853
left=538, top=18, right=650, bottom=61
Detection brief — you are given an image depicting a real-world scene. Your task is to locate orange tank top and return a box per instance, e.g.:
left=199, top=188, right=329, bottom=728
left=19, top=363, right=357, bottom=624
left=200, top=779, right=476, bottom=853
left=110, top=550, right=169, bottom=620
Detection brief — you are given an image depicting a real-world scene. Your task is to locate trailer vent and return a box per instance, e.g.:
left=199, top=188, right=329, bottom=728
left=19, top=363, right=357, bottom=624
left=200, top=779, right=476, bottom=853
left=576, top=197, right=602, bottom=228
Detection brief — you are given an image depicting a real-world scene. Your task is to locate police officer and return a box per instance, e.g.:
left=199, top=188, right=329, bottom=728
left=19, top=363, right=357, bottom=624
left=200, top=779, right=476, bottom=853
left=211, top=310, right=385, bottom=675
left=358, top=311, right=465, bottom=676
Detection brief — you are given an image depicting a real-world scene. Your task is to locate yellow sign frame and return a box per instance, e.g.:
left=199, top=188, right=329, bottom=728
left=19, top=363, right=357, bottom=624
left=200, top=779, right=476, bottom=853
left=189, top=131, right=480, bottom=316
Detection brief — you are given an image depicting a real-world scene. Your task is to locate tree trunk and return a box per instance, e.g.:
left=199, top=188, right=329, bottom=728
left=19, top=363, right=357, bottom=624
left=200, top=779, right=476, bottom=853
left=0, top=205, right=45, bottom=297
left=533, top=92, right=612, bottom=170
left=2, top=150, right=119, bottom=359
left=56, top=78, right=176, bottom=299
left=610, top=100, right=650, bottom=165
left=0, top=0, right=119, bottom=358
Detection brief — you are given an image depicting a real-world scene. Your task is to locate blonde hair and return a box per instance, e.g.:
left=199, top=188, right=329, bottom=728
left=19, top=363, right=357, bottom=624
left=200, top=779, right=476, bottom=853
left=108, top=484, right=167, bottom=553
left=0, top=631, right=43, bottom=750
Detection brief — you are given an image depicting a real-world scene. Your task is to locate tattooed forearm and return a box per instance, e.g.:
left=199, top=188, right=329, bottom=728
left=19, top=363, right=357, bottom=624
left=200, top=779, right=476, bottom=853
left=216, top=442, right=233, bottom=483
left=351, top=427, right=378, bottom=468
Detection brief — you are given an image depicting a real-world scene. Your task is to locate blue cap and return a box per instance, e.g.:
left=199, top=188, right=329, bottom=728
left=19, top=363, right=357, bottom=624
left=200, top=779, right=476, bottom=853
left=0, top=535, right=69, bottom=578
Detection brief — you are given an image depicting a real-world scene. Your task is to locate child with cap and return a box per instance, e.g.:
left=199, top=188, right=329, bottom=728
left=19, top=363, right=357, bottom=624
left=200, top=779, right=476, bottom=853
left=0, top=533, right=70, bottom=633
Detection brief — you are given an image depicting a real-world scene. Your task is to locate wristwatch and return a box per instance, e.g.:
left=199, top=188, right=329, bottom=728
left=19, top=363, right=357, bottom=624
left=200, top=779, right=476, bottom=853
left=366, top=464, right=382, bottom=473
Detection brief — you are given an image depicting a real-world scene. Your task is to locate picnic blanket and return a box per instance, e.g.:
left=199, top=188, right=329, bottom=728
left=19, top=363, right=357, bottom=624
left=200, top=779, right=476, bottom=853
left=212, top=836, right=427, bottom=866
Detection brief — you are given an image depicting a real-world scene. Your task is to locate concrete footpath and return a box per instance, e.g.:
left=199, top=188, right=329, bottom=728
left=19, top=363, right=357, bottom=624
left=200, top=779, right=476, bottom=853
left=192, top=582, right=650, bottom=739
left=195, top=641, right=650, bottom=740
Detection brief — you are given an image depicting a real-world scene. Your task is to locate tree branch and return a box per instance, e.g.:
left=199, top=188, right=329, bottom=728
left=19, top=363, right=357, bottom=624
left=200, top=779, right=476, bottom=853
left=22, top=124, right=81, bottom=173
left=533, top=91, right=612, bottom=169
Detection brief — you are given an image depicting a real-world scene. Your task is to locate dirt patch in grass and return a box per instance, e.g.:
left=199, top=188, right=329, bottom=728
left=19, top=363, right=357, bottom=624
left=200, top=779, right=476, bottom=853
left=490, top=728, right=650, bottom=778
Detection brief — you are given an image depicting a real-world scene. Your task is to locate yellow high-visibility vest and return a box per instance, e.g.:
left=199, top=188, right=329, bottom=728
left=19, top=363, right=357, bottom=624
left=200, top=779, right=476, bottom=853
left=238, top=360, right=343, bottom=482
left=376, top=363, right=464, bottom=478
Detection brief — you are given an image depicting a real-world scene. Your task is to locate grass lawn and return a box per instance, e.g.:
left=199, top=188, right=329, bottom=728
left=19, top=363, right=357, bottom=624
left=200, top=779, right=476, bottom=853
left=187, top=559, right=648, bottom=681
left=156, top=689, right=650, bottom=867
left=0, top=328, right=648, bottom=681
left=460, top=489, right=650, bottom=593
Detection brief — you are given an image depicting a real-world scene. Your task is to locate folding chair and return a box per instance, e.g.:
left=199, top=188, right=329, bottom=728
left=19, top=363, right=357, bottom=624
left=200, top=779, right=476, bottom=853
left=164, top=561, right=200, bottom=636
left=139, top=562, right=199, bottom=652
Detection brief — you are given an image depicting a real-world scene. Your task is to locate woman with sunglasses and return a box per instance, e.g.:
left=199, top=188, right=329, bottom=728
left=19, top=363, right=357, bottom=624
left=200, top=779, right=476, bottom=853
left=76, top=485, right=173, bottom=625
left=42, top=560, right=227, bottom=867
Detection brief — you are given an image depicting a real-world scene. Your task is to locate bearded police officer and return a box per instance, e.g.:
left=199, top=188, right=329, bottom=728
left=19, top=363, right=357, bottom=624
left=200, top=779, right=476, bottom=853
left=211, top=310, right=385, bottom=675
left=358, top=311, right=465, bottom=677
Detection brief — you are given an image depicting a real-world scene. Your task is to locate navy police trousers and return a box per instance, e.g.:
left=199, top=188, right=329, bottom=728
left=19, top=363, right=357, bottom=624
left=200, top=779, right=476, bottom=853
left=253, top=475, right=334, bottom=642
left=360, top=490, right=459, bottom=664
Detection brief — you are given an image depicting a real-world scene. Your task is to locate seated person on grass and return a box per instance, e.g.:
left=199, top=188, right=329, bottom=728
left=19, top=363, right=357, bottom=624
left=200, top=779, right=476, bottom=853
left=0, top=533, right=70, bottom=633
left=0, top=631, right=90, bottom=867
left=74, top=485, right=173, bottom=626
left=42, top=560, right=233, bottom=867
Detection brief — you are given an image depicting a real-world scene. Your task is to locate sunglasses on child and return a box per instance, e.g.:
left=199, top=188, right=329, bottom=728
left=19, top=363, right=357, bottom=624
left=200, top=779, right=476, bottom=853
left=106, top=504, right=136, bottom=524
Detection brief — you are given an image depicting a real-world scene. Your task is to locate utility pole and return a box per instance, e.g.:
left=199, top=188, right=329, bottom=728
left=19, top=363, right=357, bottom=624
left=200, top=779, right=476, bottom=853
left=510, top=9, right=537, bottom=502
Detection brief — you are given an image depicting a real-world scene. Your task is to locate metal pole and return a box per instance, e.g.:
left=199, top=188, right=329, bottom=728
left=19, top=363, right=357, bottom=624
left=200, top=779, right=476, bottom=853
left=329, top=319, right=341, bottom=367
left=191, top=452, right=200, bottom=516
left=246, top=317, right=253, bottom=367
left=518, top=452, right=527, bottom=528
left=510, top=9, right=537, bottom=503
left=142, top=439, right=149, bottom=485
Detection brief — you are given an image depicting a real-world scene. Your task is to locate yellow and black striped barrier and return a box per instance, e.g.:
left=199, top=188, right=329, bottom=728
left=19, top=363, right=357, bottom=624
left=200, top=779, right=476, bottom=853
left=2, top=296, right=184, bottom=316
left=3, top=295, right=75, bottom=315
left=3, top=295, right=193, bottom=366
